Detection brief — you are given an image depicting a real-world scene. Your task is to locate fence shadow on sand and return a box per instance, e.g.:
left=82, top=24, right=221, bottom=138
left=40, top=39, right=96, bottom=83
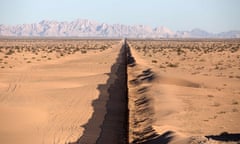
left=69, top=42, right=128, bottom=144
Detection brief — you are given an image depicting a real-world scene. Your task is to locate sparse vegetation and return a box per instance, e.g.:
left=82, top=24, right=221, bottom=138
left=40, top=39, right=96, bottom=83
left=81, top=50, right=87, bottom=54
left=5, top=50, right=14, bottom=55
left=217, top=111, right=226, bottom=114
left=151, top=60, right=157, bottom=63
left=128, top=39, right=240, bottom=80
left=159, top=65, right=166, bottom=68
left=212, top=102, right=221, bottom=107
left=0, top=39, right=119, bottom=69
left=167, top=63, right=178, bottom=68
left=232, top=100, right=239, bottom=105
left=232, top=108, right=238, bottom=112
left=207, top=95, right=214, bottom=98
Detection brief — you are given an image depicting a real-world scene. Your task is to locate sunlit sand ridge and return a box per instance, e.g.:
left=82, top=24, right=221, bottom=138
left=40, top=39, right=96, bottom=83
left=127, top=39, right=240, bottom=144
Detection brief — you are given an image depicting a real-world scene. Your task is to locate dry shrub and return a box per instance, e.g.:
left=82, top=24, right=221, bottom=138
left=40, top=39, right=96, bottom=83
left=235, top=76, right=240, bottom=79
left=232, top=100, right=239, bottom=105
left=152, top=60, right=157, bottom=63
left=5, top=50, right=14, bottom=55
left=159, top=65, right=166, bottom=68
left=207, top=95, right=214, bottom=98
left=199, top=58, right=206, bottom=62
left=167, top=63, right=178, bottom=68
left=232, top=108, right=238, bottom=112
left=212, top=102, right=220, bottom=107
left=81, top=50, right=87, bottom=54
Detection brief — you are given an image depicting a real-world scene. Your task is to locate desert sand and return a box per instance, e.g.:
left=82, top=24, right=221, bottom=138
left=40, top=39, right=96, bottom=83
left=127, top=39, right=240, bottom=144
left=0, top=38, right=240, bottom=144
left=0, top=39, right=127, bottom=144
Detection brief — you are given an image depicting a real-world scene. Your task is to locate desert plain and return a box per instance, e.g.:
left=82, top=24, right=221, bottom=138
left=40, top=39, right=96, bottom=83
left=0, top=38, right=239, bottom=144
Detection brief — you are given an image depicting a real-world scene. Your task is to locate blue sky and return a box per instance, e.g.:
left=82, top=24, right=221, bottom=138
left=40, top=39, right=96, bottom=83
left=0, top=0, right=240, bottom=33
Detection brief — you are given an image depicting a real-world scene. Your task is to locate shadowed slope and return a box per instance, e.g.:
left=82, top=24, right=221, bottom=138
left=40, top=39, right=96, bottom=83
left=70, top=41, right=128, bottom=144
left=206, top=132, right=240, bottom=142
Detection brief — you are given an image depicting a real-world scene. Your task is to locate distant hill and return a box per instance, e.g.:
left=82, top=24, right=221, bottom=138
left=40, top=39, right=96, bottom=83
left=0, top=19, right=239, bottom=38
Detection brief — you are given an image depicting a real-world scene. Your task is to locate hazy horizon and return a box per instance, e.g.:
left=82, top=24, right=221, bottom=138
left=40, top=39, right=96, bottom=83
left=1, top=0, right=240, bottom=33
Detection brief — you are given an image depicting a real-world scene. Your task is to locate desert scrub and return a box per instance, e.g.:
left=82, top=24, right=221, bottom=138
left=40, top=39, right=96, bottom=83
left=167, top=63, right=178, bottom=68
left=5, top=50, right=14, bottom=55
left=159, top=65, right=166, bottom=68
left=81, top=50, right=87, bottom=54
left=152, top=60, right=158, bottom=63
left=232, top=100, right=239, bottom=105
left=212, top=102, right=221, bottom=107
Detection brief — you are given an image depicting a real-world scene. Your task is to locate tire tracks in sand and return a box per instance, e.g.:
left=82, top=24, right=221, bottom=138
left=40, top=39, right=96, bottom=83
left=0, top=66, right=35, bottom=103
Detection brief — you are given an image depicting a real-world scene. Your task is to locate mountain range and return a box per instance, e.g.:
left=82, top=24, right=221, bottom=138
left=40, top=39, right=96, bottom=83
left=0, top=19, right=239, bottom=38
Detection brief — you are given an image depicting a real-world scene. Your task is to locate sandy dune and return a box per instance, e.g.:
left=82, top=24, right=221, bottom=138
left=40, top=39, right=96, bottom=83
left=0, top=39, right=127, bottom=144
left=128, top=40, right=240, bottom=144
